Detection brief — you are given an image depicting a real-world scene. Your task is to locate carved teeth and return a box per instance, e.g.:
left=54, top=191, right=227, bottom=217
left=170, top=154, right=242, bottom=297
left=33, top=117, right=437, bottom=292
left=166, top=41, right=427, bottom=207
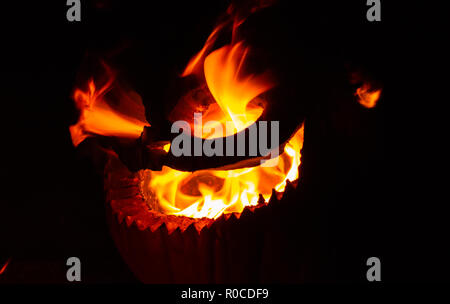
left=107, top=155, right=301, bottom=235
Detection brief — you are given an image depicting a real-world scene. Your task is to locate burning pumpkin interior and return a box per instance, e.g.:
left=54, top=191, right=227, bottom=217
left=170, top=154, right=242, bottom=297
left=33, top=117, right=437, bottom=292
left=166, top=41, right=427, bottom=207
left=64, top=1, right=313, bottom=283
left=0, top=0, right=397, bottom=284
left=70, top=2, right=305, bottom=222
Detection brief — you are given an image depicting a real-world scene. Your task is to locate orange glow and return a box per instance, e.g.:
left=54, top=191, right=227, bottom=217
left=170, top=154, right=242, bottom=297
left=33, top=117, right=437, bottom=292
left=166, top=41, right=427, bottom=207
left=203, top=42, right=274, bottom=135
left=140, top=15, right=302, bottom=219
left=70, top=68, right=150, bottom=147
left=178, top=38, right=274, bottom=139
left=71, top=2, right=303, bottom=220
left=355, top=83, right=381, bottom=108
left=141, top=126, right=303, bottom=219
left=0, top=258, right=11, bottom=275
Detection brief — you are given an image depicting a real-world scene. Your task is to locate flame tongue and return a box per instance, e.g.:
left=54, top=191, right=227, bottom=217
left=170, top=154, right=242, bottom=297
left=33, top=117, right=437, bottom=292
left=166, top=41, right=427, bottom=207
left=204, top=42, right=274, bottom=133
left=69, top=68, right=149, bottom=147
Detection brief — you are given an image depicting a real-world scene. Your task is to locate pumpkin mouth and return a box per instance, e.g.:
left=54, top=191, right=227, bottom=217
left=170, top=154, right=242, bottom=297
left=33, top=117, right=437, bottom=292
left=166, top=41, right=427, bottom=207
left=138, top=125, right=303, bottom=220
left=104, top=152, right=302, bottom=283
left=105, top=152, right=301, bottom=233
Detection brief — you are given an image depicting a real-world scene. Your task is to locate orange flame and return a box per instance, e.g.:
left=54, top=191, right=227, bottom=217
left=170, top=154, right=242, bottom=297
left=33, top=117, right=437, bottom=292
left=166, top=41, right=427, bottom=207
left=140, top=14, right=302, bottom=219
left=141, top=126, right=303, bottom=219
left=69, top=67, right=149, bottom=147
left=71, top=2, right=303, bottom=220
left=181, top=24, right=224, bottom=77
left=204, top=42, right=274, bottom=134
left=355, top=83, right=381, bottom=109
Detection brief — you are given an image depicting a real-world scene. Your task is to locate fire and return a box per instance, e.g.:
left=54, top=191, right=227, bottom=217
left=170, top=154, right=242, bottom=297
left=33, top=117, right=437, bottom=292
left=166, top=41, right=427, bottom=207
left=355, top=82, right=381, bottom=109
left=69, top=65, right=150, bottom=147
left=171, top=42, right=271, bottom=139
left=141, top=126, right=303, bottom=219
left=70, top=2, right=304, bottom=220
left=203, top=42, right=274, bottom=135
left=181, top=24, right=224, bottom=78
left=140, top=17, right=302, bottom=219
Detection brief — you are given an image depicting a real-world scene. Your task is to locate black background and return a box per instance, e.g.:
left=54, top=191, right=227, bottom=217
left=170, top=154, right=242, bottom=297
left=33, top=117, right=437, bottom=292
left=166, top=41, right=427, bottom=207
left=0, top=0, right=447, bottom=284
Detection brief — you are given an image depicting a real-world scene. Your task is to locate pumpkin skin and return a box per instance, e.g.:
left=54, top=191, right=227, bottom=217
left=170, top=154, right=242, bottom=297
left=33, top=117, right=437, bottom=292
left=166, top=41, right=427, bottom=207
left=104, top=155, right=299, bottom=283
